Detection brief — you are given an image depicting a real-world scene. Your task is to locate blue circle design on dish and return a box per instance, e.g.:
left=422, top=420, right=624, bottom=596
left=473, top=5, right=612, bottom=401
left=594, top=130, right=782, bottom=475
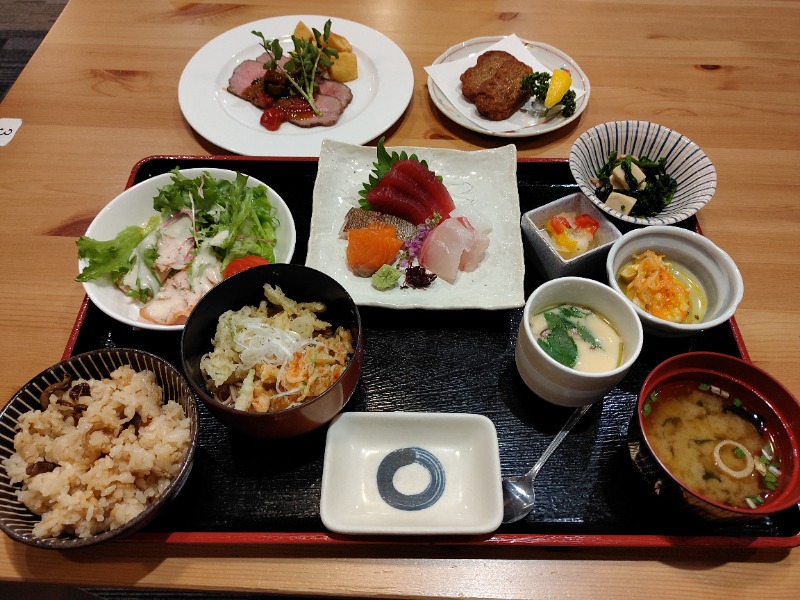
left=376, top=447, right=446, bottom=511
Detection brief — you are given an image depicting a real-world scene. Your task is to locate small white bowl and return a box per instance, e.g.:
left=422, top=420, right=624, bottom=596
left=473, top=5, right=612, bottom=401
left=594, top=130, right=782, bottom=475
left=521, top=192, right=622, bottom=280
left=605, top=226, right=743, bottom=337
left=320, top=412, right=503, bottom=536
left=79, top=168, right=296, bottom=332
left=515, top=277, right=644, bottom=407
left=569, top=120, right=717, bottom=226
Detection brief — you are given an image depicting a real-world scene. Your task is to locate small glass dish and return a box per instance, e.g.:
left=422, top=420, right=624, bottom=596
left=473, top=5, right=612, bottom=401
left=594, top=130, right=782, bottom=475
left=521, top=192, right=622, bottom=280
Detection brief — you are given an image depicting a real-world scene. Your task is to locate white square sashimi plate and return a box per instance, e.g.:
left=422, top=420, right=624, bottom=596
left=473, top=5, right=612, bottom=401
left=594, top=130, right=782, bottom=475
left=320, top=412, right=503, bottom=536
left=306, top=140, right=525, bottom=309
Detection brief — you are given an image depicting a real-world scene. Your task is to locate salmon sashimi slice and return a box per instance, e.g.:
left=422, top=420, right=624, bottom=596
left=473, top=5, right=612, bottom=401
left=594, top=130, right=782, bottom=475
left=346, top=223, right=404, bottom=277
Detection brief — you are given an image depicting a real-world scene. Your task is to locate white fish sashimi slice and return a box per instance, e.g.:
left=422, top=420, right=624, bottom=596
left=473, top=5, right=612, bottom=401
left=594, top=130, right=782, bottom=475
left=420, top=217, right=489, bottom=283
left=460, top=235, right=490, bottom=272
left=420, top=219, right=472, bottom=283
left=448, top=207, right=493, bottom=236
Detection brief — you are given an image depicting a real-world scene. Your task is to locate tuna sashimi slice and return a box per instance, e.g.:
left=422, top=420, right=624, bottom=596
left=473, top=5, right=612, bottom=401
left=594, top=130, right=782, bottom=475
left=365, top=159, right=455, bottom=225
left=393, top=159, right=455, bottom=219
left=366, top=184, right=431, bottom=226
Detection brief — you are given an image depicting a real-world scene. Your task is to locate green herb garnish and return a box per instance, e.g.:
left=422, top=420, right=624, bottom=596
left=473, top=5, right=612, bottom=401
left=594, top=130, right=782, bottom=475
left=642, top=391, right=657, bottom=417
left=252, top=20, right=338, bottom=117
left=593, top=150, right=678, bottom=218
left=535, top=305, right=603, bottom=368
left=733, top=446, right=746, bottom=459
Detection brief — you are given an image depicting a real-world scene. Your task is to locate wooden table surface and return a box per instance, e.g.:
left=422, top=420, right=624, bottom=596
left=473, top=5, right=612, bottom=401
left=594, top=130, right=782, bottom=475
left=2, top=0, right=799, bottom=597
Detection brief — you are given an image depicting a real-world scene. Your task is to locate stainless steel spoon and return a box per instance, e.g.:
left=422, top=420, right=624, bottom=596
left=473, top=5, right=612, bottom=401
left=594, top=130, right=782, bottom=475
left=501, top=404, right=592, bottom=524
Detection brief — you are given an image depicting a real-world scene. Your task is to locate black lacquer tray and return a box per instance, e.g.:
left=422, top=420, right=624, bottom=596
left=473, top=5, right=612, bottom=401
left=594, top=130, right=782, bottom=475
left=64, top=156, right=800, bottom=547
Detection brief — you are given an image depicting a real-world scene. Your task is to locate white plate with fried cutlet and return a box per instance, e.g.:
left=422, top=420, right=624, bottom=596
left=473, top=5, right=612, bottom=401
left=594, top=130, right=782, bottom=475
left=425, top=35, right=590, bottom=137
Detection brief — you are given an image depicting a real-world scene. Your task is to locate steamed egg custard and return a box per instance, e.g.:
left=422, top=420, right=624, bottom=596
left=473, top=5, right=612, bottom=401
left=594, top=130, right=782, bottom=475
left=642, top=382, right=782, bottom=510
left=530, top=304, right=623, bottom=372
left=617, top=250, right=706, bottom=324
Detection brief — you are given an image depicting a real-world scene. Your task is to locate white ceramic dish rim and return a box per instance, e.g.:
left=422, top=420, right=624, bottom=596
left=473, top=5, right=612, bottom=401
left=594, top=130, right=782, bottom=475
left=178, top=15, right=414, bottom=156
left=427, top=36, right=591, bottom=138
left=605, top=226, right=744, bottom=333
left=79, top=168, right=296, bottom=332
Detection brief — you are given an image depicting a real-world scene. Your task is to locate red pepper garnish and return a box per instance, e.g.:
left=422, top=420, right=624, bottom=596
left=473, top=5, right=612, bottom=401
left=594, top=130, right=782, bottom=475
left=548, top=215, right=571, bottom=235
left=573, top=213, right=600, bottom=234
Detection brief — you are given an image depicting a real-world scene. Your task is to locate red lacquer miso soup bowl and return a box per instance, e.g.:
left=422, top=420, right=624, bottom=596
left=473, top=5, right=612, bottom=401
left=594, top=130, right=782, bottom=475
left=630, top=352, right=800, bottom=521
left=181, top=264, right=363, bottom=439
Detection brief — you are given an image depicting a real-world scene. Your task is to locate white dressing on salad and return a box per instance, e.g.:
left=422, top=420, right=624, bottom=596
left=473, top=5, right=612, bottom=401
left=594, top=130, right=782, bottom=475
left=155, top=212, right=195, bottom=273
left=120, top=230, right=161, bottom=298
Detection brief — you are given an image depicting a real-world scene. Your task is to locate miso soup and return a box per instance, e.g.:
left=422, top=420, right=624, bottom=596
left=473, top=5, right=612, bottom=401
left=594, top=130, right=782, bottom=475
left=642, top=381, right=781, bottom=509
left=530, top=304, right=623, bottom=373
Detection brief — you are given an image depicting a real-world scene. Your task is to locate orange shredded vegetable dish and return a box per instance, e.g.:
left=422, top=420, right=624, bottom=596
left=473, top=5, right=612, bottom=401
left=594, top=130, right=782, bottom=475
left=618, top=250, right=690, bottom=322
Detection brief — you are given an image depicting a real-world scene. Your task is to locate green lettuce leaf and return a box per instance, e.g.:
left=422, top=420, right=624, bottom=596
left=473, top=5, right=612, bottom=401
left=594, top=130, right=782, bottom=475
left=75, top=216, right=160, bottom=283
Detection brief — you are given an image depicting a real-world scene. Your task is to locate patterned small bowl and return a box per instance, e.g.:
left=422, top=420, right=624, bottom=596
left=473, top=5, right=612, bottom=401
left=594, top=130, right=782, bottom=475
left=0, top=348, right=198, bottom=549
left=569, top=121, right=717, bottom=226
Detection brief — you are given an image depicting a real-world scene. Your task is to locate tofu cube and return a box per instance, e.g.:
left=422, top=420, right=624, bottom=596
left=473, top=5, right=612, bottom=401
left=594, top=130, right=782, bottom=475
left=605, top=191, right=638, bottom=215
left=610, top=162, right=647, bottom=191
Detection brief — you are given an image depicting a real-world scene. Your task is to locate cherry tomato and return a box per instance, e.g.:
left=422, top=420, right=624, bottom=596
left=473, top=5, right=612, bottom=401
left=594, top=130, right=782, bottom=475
left=260, top=107, right=285, bottom=131
left=223, top=256, right=270, bottom=279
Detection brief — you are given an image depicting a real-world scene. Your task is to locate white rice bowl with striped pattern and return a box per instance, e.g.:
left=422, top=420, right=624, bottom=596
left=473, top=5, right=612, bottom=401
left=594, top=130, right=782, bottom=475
left=569, top=121, right=717, bottom=226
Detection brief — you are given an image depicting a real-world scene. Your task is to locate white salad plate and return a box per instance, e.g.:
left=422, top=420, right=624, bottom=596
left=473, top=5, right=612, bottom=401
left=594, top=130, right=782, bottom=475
left=305, top=139, right=525, bottom=310
left=79, top=168, right=295, bottom=332
left=426, top=36, right=590, bottom=138
left=320, top=412, right=504, bottom=536
left=178, top=15, right=414, bottom=157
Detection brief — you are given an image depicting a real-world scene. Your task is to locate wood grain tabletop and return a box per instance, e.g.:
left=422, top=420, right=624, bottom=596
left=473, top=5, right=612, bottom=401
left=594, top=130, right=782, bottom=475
left=1, top=0, right=799, bottom=597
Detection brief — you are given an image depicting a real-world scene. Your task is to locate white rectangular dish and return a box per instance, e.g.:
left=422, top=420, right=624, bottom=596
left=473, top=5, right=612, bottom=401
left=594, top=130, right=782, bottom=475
left=320, top=412, right=503, bottom=535
left=306, top=140, right=525, bottom=309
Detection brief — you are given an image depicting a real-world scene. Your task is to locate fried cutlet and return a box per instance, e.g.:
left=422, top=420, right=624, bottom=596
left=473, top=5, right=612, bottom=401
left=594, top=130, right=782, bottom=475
left=460, top=50, right=532, bottom=121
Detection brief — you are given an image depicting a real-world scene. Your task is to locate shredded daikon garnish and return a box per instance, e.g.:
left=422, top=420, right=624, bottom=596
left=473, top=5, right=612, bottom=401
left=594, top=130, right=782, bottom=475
left=232, top=317, right=310, bottom=370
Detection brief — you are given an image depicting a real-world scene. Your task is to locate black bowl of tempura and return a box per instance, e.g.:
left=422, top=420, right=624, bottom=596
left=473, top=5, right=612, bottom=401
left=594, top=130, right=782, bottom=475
left=181, top=264, right=363, bottom=439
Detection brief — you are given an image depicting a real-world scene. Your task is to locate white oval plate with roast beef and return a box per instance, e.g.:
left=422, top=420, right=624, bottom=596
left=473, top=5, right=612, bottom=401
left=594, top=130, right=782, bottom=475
left=179, top=15, right=413, bottom=157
